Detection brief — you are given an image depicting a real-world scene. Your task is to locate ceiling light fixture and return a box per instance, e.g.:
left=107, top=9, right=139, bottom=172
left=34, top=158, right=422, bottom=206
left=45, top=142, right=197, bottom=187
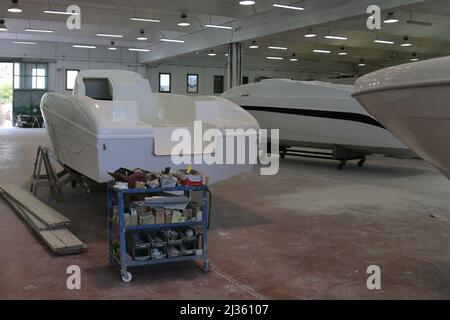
left=383, top=12, right=399, bottom=23
left=129, top=48, right=150, bottom=52
left=44, top=10, right=79, bottom=15
left=161, top=38, right=185, bottom=43
left=313, top=49, right=331, bottom=54
left=268, top=46, right=287, bottom=50
left=401, top=36, right=412, bottom=47
left=73, top=44, right=96, bottom=49
left=177, top=13, right=190, bottom=27
left=8, top=0, right=22, bottom=13
left=130, top=17, right=160, bottom=23
left=0, top=19, right=8, bottom=31
left=272, top=4, right=304, bottom=11
left=290, top=54, right=298, bottom=62
left=249, top=41, right=259, bottom=49
left=410, top=53, right=419, bottom=61
left=239, top=1, right=256, bottom=5
left=25, top=28, right=54, bottom=33
left=266, top=56, right=283, bottom=60
left=358, top=58, right=366, bottom=66
left=96, top=33, right=123, bottom=38
left=304, top=29, right=316, bottom=38
left=137, top=30, right=147, bottom=41
left=13, top=41, right=36, bottom=45
left=325, top=35, right=348, bottom=40
left=374, top=39, right=395, bottom=45
left=205, top=24, right=233, bottom=30
left=338, top=46, right=347, bottom=55
left=108, top=41, right=117, bottom=50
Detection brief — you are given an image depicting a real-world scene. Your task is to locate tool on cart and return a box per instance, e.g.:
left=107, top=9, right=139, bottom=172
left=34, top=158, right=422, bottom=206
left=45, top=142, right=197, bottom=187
left=107, top=176, right=211, bottom=282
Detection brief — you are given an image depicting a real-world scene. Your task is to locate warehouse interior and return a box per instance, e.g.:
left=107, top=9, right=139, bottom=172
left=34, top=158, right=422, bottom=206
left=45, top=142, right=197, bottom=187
left=1, top=0, right=450, bottom=300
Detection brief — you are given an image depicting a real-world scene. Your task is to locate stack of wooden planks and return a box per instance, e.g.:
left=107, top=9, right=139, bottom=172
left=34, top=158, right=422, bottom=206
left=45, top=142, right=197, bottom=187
left=0, top=184, right=87, bottom=255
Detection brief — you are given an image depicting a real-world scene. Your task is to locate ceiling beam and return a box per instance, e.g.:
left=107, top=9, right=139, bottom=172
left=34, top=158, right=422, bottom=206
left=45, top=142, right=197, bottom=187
left=138, top=0, right=426, bottom=63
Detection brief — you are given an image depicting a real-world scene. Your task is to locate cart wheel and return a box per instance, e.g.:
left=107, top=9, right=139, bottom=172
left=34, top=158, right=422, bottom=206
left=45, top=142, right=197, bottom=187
left=337, top=162, right=345, bottom=170
left=202, top=260, right=211, bottom=273
left=357, top=158, right=366, bottom=167
left=121, top=271, right=132, bottom=283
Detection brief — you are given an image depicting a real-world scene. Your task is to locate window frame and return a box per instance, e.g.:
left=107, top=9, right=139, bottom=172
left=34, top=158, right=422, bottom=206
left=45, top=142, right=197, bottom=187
left=65, top=69, right=80, bottom=91
left=186, top=73, right=199, bottom=93
left=159, top=72, right=172, bottom=93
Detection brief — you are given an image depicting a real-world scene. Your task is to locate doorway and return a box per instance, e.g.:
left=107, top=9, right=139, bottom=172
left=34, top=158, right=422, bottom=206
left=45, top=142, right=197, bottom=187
left=0, top=63, right=13, bottom=128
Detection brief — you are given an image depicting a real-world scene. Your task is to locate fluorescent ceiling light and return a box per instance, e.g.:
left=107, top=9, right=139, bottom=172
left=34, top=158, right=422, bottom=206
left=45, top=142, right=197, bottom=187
left=249, top=45, right=259, bottom=49
left=305, top=29, right=316, bottom=38
left=374, top=39, right=394, bottom=45
left=129, top=48, right=150, bottom=52
left=96, top=33, right=123, bottom=38
left=44, top=10, right=79, bottom=15
left=108, top=47, right=118, bottom=51
left=178, top=13, right=190, bottom=27
left=8, top=0, right=22, bottom=13
left=0, top=19, right=8, bottom=31
left=384, top=12, right=399, bottom=23
left=401, top=43, right=412, bottom=47
left=25, top=28, right=54, bottom=33
left=161, top=38, right=185, bottom=43
left=130, top=17, right=160, bottom=23
left=13, top=41, right=36, bottom=45
left=266, top=56, right=283, bottom=60
left=290, top=58, right=298, bottom=62
left=313, top=49, right=331, bottom=54
left=177, top=22, right=190, bottom=27
left=338, top=52, right=347, bottom=55
left=205, top=24, right=233, bottom=30
left=268, top=46, right=287, bottom=50
left=272, top=4, right=304, bottom=11
left=239, top=1, right=255, bottom=5
left=358, top=63, right=366, bottom=66
left=410, top=58, right=419, bottom=61
left=208, top=53, right=217, bottom=56
left=325, top=35, right=348, bottom=40
left=73, top=45, right=96, bottom=49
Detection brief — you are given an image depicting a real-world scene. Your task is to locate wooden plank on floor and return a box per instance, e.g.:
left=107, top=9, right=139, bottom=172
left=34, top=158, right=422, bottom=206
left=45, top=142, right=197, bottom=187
left=0, top=189, right=87, bottom=255
left=0, top=184, right=69, bottom=227
left=0, top=189, right=48, bottom=231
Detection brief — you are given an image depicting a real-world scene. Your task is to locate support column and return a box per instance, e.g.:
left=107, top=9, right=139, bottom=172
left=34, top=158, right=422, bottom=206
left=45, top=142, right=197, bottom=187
left=226, top=42, right=242, bottom=90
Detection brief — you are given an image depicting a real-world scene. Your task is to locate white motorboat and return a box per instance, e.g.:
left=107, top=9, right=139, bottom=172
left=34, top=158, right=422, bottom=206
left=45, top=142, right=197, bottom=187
left=40, top=70, right=259, bottom=184
left=353, top=56, right=450, bottom=179
left=222, top=79, right=412, bottom=168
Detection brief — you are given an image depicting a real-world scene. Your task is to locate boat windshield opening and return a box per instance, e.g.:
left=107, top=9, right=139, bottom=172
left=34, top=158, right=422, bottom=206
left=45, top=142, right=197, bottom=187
left=83, top=78, right=113, bottom=101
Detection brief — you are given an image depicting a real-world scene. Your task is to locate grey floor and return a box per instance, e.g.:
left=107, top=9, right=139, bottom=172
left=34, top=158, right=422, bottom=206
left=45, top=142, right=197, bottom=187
left=1, top=128, right=450, bottom=299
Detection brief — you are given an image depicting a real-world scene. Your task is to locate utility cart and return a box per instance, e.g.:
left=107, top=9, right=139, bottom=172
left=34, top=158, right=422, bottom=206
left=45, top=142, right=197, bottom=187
left=107, top=183, right=211, bottom=282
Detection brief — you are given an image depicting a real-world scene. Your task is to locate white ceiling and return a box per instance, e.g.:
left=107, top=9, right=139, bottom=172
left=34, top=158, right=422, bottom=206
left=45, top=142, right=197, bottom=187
left=0, top=0, right=449, bottom=75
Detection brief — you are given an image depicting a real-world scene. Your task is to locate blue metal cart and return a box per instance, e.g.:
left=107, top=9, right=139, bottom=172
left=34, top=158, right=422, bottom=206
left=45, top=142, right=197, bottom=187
left=107, top=183, right=211, bottom=282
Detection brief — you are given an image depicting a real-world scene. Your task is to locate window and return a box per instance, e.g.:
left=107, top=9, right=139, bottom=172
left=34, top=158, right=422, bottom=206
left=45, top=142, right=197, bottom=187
left=159, top=73, right=171, bottom=93
left=14, top=63, right=48, bottom=90
left=66, top=69, right=79, bottom=91
left=213, top=75, right=224, bottom=94
left=83, top=78, right=112, bottom=100
left=187, top=74, right=198, bottom=93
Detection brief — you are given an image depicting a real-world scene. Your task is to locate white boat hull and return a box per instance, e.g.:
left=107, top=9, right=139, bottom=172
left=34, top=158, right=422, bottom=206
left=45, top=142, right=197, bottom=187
left=41, top=70, right=259, bottom=184
left=353, top=56, right=450, bottom=178
left=223, top=79, right=412, bottom=158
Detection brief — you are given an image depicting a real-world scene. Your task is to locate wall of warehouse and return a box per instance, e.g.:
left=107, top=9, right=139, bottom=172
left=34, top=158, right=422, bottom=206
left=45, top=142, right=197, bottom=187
left=146, top=54, right=357, bottom=95
left=0, top=39, right=357, bottom=97
left=0, top=39, right=144, bottom=95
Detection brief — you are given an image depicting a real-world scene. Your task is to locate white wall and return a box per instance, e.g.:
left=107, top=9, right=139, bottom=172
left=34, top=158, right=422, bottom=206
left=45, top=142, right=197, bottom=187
left=147, top=54, right=357, bottom=95
left=0, top=40, right=145, bottom=95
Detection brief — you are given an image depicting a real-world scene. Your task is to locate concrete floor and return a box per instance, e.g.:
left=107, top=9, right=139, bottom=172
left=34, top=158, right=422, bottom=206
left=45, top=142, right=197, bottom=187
left=1, top=128, right=450, bottom=299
